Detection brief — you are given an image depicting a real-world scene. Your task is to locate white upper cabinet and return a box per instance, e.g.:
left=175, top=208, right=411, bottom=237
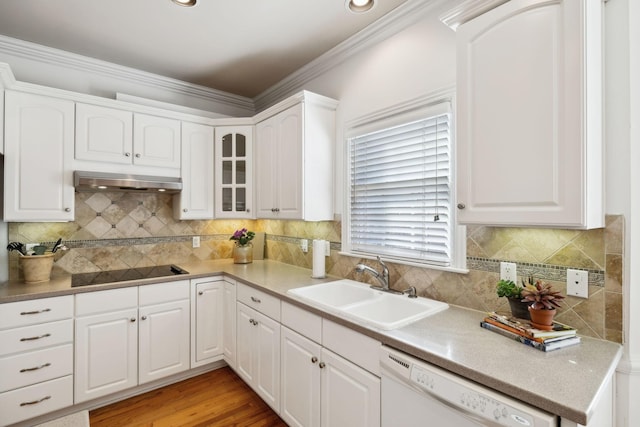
left=75, top=103, right=181, bottom=172
left=4, top=91, right=75, bottom=222
left=453, top=0, right=603, bottom=229
left=133, top=113, right=181, bottom=170
left=174, top=122, right=214, bottom=220
left=255, top=91, right=337, bottom=221
left=215, top=126, right=253, bottom=218
left=75, top=103, right=133, bottom=164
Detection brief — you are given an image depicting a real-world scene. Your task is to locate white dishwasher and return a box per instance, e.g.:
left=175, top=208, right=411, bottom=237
left=380, top=346, right=557, bottom=427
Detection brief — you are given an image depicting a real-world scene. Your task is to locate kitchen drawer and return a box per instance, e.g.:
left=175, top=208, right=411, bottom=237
left=75, top=286, right=138, bottom=316
left=0, top=375, right=73, bottom=427
left=322, top=319, right=380, bottom=376
left=237, top=283, right=280, bottom=321
left=0, top=296, right=73, bottom=330
left=0, top=319, right=73, bottom=357
left=281, top=301, right=321, bottom=343
left=0, top=344, right=73, bottom=393
left=139, top=280, right=190, bottom=306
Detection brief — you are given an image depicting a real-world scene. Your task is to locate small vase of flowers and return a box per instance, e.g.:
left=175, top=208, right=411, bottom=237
left=230, top=228, right=255, bottom=264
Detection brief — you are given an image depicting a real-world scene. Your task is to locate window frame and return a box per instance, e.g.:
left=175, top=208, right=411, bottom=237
left=341, top=91, right=467, bottom=272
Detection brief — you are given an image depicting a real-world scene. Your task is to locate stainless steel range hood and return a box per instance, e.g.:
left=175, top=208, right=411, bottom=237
left=73, top=171, right=182, bottom=193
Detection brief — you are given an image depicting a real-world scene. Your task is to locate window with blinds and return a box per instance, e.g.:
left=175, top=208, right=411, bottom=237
left=348, top=110, right=452, bottom=266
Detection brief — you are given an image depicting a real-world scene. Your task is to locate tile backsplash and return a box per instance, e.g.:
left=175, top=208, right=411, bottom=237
left=7, top=192, right=623, bottom=343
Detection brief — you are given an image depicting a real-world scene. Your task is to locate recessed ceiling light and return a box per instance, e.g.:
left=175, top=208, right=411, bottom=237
left=346, top=0, right=375, bottom=13
left=171, top=0, right=197, bottom=7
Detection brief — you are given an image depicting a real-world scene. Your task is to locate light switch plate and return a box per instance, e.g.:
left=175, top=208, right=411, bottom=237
left=192, top=236, right=200, bottom=248
left=300, top=239, right=308, bottom=253
left=567, top=269, right=589, bottom=298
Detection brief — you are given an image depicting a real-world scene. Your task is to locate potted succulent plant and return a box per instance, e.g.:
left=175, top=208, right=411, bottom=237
left=496, top=279, right=530, bottom=319
left=520, top=277, right=565, bottom=330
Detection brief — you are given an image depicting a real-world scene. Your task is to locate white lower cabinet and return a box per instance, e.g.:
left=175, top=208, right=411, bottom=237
left=280, top=302, right=381, bottom=427
left=75, top=281, right=190, bottom=403
left=236, top=301, right=281, bottom=413
left=191, top=277, right=224, bottom=368
left=0, top=296, right=74, bottom=426
left=138, top=282, right=190, bottom=384
left=74, top=287, right=138, bottom=403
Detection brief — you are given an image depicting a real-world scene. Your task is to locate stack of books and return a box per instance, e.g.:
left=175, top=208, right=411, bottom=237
left=480, top=312, right=580, bottom=352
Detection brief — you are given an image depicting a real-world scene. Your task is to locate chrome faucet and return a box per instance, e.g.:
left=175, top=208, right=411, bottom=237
left=355, top=256, right=391, bottom=291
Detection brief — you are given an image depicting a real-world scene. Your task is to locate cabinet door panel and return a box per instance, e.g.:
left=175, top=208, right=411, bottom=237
left=281, top=327, right=321, bottom=427
left=194, top=281, right=223, bottom=364
left=176, top=122, right=214, bottom=219
left=75, top=103, right=133, bottom=164
left=215, top=126, right=254, bottom=218
left=223, top=280, right=237, bottom=367
left=74, top=308, right=138, bottom=403
left=276, top=104, right=303, bottom=219
left=235, top=302, right=256, bottom=384
left=255, top=311, right=280, bottom=412
left=4, top=91, right=74, bottom=221
left=133, top=114, right=181, bottom=169
left=139, top=299, right=190, bottom=384
left=321, top=348, right=380, bottom=427
left=255, top=120, right=278, bottom=218
left=455, top=0, right=603, bottom=228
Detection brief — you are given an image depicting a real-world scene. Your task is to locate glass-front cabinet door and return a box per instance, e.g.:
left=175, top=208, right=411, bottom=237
left=215, top=126, right=254, bottom=218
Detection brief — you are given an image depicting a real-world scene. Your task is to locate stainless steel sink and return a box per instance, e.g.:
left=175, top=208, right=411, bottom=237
left=287, top=279, right=448, bottom=330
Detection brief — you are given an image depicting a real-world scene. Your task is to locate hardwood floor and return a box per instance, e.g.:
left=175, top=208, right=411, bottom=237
left=89, top=367, right=287, bottom=427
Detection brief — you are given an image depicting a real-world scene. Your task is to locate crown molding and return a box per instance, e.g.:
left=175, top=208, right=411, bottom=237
left=0, top=35, right=255, bottom=112
left=253, top=0, right=449, bottom=111
left=439, top=0, right=509, bottom=31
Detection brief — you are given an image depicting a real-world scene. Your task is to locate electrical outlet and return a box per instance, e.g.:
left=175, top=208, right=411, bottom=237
left=192, top=236, right=200, bottom=248
left=500, top=262, right=517, bottom=283
left=300, top=239, right=308, bottom=253
left=567, top=269, right=589, bottom=298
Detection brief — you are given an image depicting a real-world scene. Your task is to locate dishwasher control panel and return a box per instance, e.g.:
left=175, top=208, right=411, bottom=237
left=380, top=346, right=556, bottom=427
left=411, top=364, right=535, bottom=426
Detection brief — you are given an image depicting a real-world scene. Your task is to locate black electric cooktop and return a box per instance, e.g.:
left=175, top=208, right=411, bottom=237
left=71, top=264, right=189, bottom=287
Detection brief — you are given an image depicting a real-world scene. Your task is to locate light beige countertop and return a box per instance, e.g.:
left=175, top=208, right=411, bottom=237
left=0, top=259, right=622, bottom=424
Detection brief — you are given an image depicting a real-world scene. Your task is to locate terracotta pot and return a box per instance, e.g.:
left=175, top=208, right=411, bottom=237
left=528, top=306, right=557, bottom=330
left=233, top=243, right=253, bottom=264
left=507, top=297, right=531, bottom=320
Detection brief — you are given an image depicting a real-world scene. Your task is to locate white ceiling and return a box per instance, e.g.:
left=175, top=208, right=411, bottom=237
left=0, top=0, right=408, bottom=98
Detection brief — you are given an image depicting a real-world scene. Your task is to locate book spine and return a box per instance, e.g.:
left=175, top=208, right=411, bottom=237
left=480, top=321, right=546, bottom=351
left=483, top=318, right=544, bottom=343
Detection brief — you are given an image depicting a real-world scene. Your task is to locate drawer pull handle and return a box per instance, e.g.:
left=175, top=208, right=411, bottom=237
left=20, top=333, right=51, bottom=342
left=20, top=308, right=51, bottom=316
left=20, top=395, right=51, bottom=406
left=20, top=363, right=51, bottom=373
left=250, top=296, right=261, bottom=303
left=249, top=319, right=258, bottom=326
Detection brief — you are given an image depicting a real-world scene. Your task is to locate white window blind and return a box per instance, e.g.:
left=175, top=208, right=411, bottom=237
left=349, top=111, right=452, bottom=265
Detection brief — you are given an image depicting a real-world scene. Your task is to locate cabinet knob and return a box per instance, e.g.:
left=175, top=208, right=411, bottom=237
left=125, top=152, right=131, bottom=157
left=183, top=209, right=188, bottom=213
left=457, top=203, right=466, bottom=209
left=198, top=291, right=204, bottom=295
left=135, top=153, right=141, bottom=158
left=141, top=315, right=147, bottom=321
left=130, top=318, right=136, bottom=322
left=318, top=362, right=326, bottom=369
left=64, top=208, right=71, bottom=212
left=311, top=356, right=318, bottom=364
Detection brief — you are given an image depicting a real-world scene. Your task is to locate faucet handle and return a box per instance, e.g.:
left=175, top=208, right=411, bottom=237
left=376, top=256, right=389, bottom=276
